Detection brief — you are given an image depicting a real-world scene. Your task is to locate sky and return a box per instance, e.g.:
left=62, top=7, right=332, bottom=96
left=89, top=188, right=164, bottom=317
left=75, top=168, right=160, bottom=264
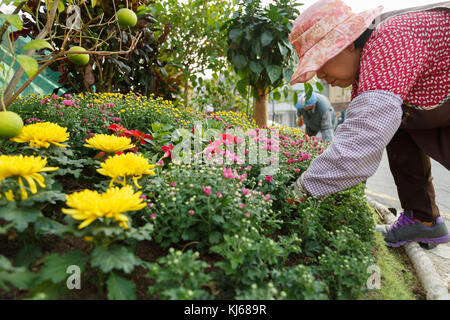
left=261, top=0, right=446, bottom=13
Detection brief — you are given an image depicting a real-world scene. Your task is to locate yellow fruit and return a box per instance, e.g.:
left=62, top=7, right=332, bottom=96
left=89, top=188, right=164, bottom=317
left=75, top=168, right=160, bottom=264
left=0, top=111, right=23, bottom=139
left=117, top=8, right=137, bottom=27
left=67, top=46, right=90, bottom=66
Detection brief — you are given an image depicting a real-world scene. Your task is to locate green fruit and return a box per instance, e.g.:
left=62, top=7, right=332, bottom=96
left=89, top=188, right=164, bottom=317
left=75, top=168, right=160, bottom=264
left=0, top=111, right=23, bottom=139
left=67, top=46, right=90, bottom=66
left=117, top=8, right=137, bottom=27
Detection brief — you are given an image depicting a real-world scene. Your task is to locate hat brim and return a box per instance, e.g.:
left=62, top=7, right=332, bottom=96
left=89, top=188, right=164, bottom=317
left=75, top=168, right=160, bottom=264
left=290, top=6, right=383, bottom=85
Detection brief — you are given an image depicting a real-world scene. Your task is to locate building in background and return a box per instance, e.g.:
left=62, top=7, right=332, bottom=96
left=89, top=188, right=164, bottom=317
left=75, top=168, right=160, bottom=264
left=268, top=101, right=298, bottom=128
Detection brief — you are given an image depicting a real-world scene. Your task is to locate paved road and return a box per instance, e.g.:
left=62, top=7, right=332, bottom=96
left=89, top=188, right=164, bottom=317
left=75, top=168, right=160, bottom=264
left=366, top=150, right=450, bottom=222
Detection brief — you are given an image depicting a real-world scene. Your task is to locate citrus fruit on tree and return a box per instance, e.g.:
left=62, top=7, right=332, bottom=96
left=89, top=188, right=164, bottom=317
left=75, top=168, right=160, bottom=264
left=116, top=8, right=137, bottom=27
left=0, top=111, right=23, bottom=139
left=67, top=46, right=90, bottom=66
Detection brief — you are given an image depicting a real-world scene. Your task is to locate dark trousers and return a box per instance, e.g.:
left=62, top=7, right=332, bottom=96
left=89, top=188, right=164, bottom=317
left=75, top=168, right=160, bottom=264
left=386, top=99, right=450, bottom=223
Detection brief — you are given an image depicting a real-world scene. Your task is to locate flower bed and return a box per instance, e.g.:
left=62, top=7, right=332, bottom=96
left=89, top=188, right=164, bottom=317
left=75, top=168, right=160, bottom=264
left=0, top=92, right=376, bottom=300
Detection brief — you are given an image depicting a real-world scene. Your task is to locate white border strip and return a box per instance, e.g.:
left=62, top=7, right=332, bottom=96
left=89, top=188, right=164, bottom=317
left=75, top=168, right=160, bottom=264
left=366, top=196, right=450, bottom=300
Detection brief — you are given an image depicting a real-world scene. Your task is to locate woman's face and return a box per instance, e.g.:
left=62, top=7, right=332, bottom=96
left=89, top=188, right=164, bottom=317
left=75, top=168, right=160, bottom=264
left=316, top=44, right=361, bottom=88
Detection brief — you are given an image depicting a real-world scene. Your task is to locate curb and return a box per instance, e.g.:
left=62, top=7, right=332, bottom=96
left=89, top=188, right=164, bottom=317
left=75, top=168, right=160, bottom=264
left=366, top=196, right=450, bottom=300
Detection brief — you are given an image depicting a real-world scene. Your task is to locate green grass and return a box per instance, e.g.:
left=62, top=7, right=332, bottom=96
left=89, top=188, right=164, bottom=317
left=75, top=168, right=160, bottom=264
left=365, top=209, right=424, bottom=300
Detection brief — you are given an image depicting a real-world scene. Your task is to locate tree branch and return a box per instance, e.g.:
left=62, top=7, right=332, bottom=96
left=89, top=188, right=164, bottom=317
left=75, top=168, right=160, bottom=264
left=3, top=0, right=60, bottom=104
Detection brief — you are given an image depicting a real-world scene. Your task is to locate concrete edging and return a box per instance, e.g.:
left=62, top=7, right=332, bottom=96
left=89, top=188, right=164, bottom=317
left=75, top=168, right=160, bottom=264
left=366, top=196, right=450, bottom=300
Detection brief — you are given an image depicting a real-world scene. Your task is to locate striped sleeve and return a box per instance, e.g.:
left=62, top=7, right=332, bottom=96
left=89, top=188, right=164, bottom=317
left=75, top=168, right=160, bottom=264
left=302, top=90, right=403, bottom=198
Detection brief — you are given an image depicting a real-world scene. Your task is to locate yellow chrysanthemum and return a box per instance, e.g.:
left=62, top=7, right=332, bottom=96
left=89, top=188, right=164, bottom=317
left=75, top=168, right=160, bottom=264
left=84, top=134, right=135, bottom=153
left=4, top=189, right=15, bottom=201
left=11, top=122, right=69, bottom=148
left=97, top=153, right=156, bottom=188
left=62, top=185, right=146, bottom=229
left=0, top=155, right=58, bottom=200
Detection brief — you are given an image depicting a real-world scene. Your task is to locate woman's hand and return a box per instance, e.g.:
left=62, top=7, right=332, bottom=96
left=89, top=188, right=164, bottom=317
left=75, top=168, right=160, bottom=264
left=286, top=174, right=309, bottom=205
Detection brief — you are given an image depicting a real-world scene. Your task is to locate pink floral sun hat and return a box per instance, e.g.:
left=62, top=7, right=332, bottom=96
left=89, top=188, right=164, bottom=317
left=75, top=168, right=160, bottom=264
left=289, top=0, right=383, bottom=84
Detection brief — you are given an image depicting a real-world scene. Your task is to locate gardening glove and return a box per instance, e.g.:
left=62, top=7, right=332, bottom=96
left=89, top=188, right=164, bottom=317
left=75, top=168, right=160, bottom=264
left=286, top=172, right=309, bottom=205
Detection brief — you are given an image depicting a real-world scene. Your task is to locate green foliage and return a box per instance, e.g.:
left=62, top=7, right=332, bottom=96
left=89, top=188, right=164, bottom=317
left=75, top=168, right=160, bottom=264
left=157, top=0, right=235, bottom=104
left=146, top=248, right=212, bottom=299
left=0, top=254, right=36, bottom=292
left=224, top=0, right=301, bottom=96
left=0, top=203, right=42, bottom=232
left=235, top=281, right=286, bottom=300
left=271, top=265, right=329, bottom=300
left=0, top=92, right=385, bottom=300
left=90, top=245, right=141, bottom=274
left=37, top=250, right=88, bottom=284
left=210, top=229, right=301, bottom=292
left=146, top=164, right=274, bottom=249
left=190, top=69, right=248, bottom=113
left=106, top=272, right=137, bottom=300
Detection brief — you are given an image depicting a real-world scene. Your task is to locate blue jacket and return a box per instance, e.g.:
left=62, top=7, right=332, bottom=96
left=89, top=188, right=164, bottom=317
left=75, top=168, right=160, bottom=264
left=296, top=93, right=337, bottom=141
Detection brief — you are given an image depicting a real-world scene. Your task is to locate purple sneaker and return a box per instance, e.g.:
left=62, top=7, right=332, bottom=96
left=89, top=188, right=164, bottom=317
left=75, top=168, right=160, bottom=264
left=377, top=211, right=450, bottom=247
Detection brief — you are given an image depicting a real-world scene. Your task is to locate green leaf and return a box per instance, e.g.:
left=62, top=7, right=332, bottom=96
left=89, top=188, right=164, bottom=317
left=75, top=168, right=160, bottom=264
left=91, top=0, right=97, bottom=7
left=228, top=28, right=242, bottom=42
left=58, top=0, right=65, bottom=13
left=15, top=245, right=42, bottom=268
left=23, top=39, right=53, bottom=52
left=260, top=31, right=273, bottom=47
left=266, top=65, right=282, bottom=84
left=249, top=61, right=263, bottom=75
left=0, top=203, right=41, bottom=232
left=283, top=69, right=294, bottom=83
left=181, top=228, right=198, bottom=241
left=107, top=273, right=136, bottom=300
left=27, top=190, right=66, bottom=204
left=253, top=40, right=262, bottom=57
left=304, top=82, right=313, bottom=101
left=0, top=255, right=14, bottom=271
left=267, top=6, right=280, bottom=22
left=0, top=268, right=35, bottom=290
left=0, top=14, right=23, bottom=30
left=236, top=79, right=248, bottom=97
left=0, top=222, right=15, bottom=235
left=278, top=42, right=288, bottom=56
left=209, top=231, right=222, bottom=244
left=34, top=216, right=66, bottom=235
left=17, top=55, right=38, bottom=78
left=211, top=215, right=224, bottom=224
left=125, top=223, right=154, bottom=241
left=38, top=250, right=88, bottom=284
left=0, top=0, right=28, bottom=4
left=90, top=245, right=139, bottom=274
left=293, top=91, right=298, bottom=105
left=27, top=280, right=66, bottom=300
left=273, top=91, right=281, bottom=101
left=315, top=81, right=324, bottom=92
left=232, top=54, right=248, bottom=70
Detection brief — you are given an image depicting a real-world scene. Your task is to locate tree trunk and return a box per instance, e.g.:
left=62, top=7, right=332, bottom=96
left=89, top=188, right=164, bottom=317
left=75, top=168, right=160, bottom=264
left=254, top=87, right=268, bottom=128
left=183, top=72, right=189, bottom=108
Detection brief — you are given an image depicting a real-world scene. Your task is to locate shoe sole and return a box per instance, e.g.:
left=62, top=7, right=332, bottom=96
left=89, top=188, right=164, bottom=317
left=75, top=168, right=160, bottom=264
left=386, top=234, right=450, bottom=247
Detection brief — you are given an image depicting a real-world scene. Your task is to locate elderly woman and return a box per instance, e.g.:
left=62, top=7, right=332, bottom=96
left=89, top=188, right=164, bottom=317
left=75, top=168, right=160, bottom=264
left=289, top=0, right=450, bottom=247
